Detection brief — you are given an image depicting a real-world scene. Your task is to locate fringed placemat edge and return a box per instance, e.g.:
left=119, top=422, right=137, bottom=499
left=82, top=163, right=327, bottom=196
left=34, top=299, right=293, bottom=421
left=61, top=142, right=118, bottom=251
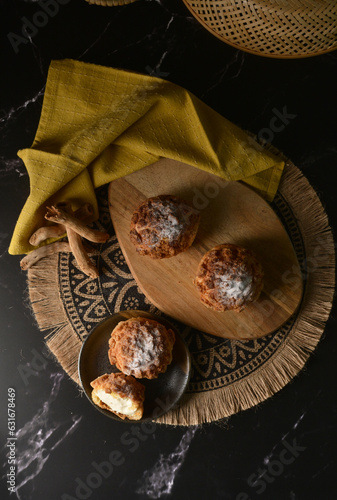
left=26, top=162, right=335, bottom=426
left=27, top=255, right=82, bottom=384
left=157, top=163, right=336, bottom=425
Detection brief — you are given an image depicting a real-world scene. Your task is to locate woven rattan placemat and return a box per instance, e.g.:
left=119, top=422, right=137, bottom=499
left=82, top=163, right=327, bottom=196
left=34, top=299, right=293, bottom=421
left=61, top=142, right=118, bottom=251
left=27, top=162, right=335, bottom=425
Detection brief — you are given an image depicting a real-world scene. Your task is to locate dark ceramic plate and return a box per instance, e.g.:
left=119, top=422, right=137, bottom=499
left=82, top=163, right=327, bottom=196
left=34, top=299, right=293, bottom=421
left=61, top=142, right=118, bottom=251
left=78, top=310, right=191, bottom=422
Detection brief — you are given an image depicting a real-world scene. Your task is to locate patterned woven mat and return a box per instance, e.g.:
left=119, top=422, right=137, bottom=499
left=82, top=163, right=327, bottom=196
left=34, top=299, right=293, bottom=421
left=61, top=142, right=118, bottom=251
left=27, top=162, right=335, bottom=425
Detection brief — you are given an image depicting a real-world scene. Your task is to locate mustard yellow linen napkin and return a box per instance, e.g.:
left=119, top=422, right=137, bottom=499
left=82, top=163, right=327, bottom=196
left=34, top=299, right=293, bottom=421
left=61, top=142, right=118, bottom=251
left=9, top=59, right=284, bottom=255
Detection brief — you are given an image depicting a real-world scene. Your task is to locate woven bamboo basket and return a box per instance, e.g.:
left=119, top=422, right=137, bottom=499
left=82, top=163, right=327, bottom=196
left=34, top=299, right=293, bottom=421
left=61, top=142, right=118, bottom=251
left=85, top=0, right=137, bottom=5
left=182, top=0, right=337, bottom=58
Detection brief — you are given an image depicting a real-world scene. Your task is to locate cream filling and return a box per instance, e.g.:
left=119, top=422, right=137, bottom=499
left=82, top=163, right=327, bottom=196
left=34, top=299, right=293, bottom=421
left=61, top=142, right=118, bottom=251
left=96, top=390, right=137, bottom=416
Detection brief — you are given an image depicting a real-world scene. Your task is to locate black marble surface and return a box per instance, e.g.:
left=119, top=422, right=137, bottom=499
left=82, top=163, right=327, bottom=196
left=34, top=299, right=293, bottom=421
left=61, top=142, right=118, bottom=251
left=1, top=1, right=337, bottom=499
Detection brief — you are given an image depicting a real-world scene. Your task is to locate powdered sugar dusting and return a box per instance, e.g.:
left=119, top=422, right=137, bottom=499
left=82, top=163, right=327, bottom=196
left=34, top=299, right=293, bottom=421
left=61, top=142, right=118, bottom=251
left=135, top=199, right=197, bottom=249
left=216, top=266, right=253, bottom=301
left=148, top=201, right=184, bottom=242
left=126, top=326, right=158, bottom=371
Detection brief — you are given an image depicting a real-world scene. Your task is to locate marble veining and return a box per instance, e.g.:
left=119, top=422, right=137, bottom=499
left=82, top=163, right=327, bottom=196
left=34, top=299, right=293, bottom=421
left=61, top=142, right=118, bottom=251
left=202, top=50, right=245, bottom=97
left=147, top=0, right=195, bottom=23
left=104, top=11, right=180, bottom=63
left=136, top=426, right=199, bottom=498
left=0, top=157, right=26, bottom=179
left=263, top=412, right=306, bottom=465
left=0, top=232, right=10, bottom=261
left=1, top=0, right=336, bottom=497
left=165, top=15, right=175, bottom=31
left=260, top=411, right=307, bottom=469
left=107, top=30, right=159, bottom=58
left=78, top=19, right=115, bottom=59
left=3, top=372, right=82, bottom=500
left=151, top=50, right=169, bottom=76
left=310, top=462, right=331, bottom=481
left=26, top=33, right=46, bottom=77
left=0, top=87, right=45, bottom=129
left=299, top=147, right=337, bottom=167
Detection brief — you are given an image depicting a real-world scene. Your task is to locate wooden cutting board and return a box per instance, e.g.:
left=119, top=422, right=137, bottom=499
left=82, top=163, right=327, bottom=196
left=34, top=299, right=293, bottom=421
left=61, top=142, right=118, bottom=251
left=108, top=159, right=303, bottom=340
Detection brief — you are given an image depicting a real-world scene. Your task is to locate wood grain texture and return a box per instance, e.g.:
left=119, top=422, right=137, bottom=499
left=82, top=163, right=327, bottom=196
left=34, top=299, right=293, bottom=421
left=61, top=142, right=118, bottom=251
left=108, top=159, right=303, bottom=339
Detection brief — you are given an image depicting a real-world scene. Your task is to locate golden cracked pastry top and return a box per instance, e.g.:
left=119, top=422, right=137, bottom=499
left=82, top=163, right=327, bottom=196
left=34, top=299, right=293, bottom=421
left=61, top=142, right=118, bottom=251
left=90, top=372, right=145, bottom=421
left=108, top=317, right=175, bottom=379
left=129, top=194, right=200, bottom=259
left=194, top=243, right=264, bottom=312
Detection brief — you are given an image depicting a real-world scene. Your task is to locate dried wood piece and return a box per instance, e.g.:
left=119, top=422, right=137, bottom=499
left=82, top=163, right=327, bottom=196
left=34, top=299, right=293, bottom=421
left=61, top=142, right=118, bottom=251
left=29, top=225, right=67, bottom=246
left=72, top=203, right=94, bottom=221
left=29, top=203, right=95, bottom=246
left=20, top=242, right=71, bottom=270
left=59, top=204, right=100, bottom=278
left=24, top=202, right=104, bottom=277
left=66, top=226, right=99, bottom=279
left=55, top=201, right=72, bottom=211
left=45, top=206, right=109, bottom=243
left=82, top=241, right=100, bottom=255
